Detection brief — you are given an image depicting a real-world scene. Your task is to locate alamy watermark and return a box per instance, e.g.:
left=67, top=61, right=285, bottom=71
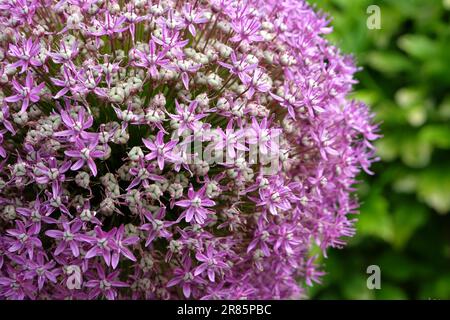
left=366, top=265, right=381, bottom=290
left=66, top=265, right=82, bottom=290
left=171, top=126, right=282, bottom=175
left=367, top=5, right=381, bottom=30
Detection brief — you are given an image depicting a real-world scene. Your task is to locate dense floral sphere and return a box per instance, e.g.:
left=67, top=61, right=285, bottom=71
left=0, top=0, right=378, bottom=299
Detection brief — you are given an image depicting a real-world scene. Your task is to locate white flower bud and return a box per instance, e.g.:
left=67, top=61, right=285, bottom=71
left=13, top=111, right=28, bottom=126
left=206, top=73, right=223, bottom=89
left=227, top=168, right=238, bottom=179
left=2, top=205, right=17, bottom=221
left=195, top=93, right=209, bottom=112
left=174, top=174, right=189, bottom=187
left=204, top=46, right=218, bottom=62
left=72, top=195, right=85, bottom=208
left=80, top=208, right=96, bottom=222
left=193, top=160, right=209, bottom=176
left=206, top=181, right=221, bottom=198
left=109, top=2, right=120, bottom=13
left=112, top=128, right=129, bottom=144
left=75, top=171, right=90, bottom=189
left=101, top=173, right=117, bottom=186
left=231, top=100, right=245, bottom=117
left=5, top=65, right=17, bottom=76
left=126, top=76, right=143, bottom=92
left=217, top=97, right=230, bottom=111
left=100, top=197, right=115, bottom=216
left=151, top=93, right=166, bottom=108
left=128, top=146, right=144, bottom=161
left=156, top=179, right=169, bottom=192
left=145, top=108, right=165, bottom=123
left=12, top=162, right=27, bottom=177
left=159, top=68, right=176, bottom=81
left=218, top=21, right=231, bottom=33
left=242, top=167, right=254, bottom=182
left=169, top=240, right=183, bottom=254
left=28, top=105, right=42, bottom=118
left=246, top=54, right=259, bottom=65
left=168, top=183, right=183, bottom=199
left=145, top=184, right=162, bottom=200
left=149, top=4, right=164, bottom=14
left=109, top=86, right=125, bottom=103
left=280, top=53, right=296, bottom=66
left=139, top=253, right=154, bottom=272
left=126, top=189, right=142, bottom=206
left=118, top=163, right=133, bottom=181
left=125, top=223, right=141, bottom=239
left=260, top=30, right=275, bottom=41
left=195, top=72, right=208, bottom=85
left=262, top=21, right=274, bottom=31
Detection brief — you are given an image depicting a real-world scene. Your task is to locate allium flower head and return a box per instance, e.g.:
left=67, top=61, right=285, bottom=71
left=0, top=0, right=378, bottom=300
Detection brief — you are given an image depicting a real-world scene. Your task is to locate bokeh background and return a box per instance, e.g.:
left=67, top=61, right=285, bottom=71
left=307, top=0, right=450, bottom=299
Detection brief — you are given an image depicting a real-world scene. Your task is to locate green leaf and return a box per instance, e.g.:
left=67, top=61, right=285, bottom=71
left=419, top=125, right=450, bottom=149
left=308, top=0, right=450, bottom=300
left=378, top=252, right=417, bottom=282
left=419, top=274, right=450, bottom=299
left=374, top=137, right=399, bottom=162
left=395, top=87, right=425, bottom=109
left=417, top=168, right=450, bottom=214
left=366, top=51, right=412, bottom=74
left=341, top=275, right=375, bottom=300
left=357, top=192, right=394, bottom=242
left=392, top=174, right=418, bottom=194
left=400, top=137, right=432, bottom=168
left=438, top=96, right=450, bottom=120
left=376, top=284, right=407, bottom=300
left=397, top=34, right=439, bottom=60
left=405, top=105, right=428, bottom=127
left=349, top=89, right=380, bottom=105
left=392, top=203, right=428, bottom=249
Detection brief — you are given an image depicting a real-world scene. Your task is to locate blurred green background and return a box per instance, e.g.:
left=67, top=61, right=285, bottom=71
left=307, top=0, right=450, bottom=299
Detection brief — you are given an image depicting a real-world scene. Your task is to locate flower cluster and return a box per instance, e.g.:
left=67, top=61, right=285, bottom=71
left=0, top=0, right=378, bottom=300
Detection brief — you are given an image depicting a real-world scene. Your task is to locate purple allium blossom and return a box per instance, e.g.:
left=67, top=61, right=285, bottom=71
left=5, top=72, right=45, bottom=113
left=167, top=257, right=207, bottom=298
left=83, top=226, right=116, bottom=267
left=181, top=4, right=209, bottom=36
left=1, top=105, right=16, bottom=134
left=54, top=108, right=95, bottom=142
left=0, top=265, right=36, bottom=300
left=34, top=157, right=72, bottom=191
left=64, top=138, right=104, bottom=176
left=22, top=253, right=59, bottom=290
left=142, top=131, right=181, bottom=171
left=7, top=37, right=42, bottom=74
left=169, top=100, right=206, bottom=135
left=45, top=220, right=86, bottom=257
left=6, top=221, right=42, bottom=259
left=85, top=264, right=128, bottom=300
left=132, top=39, right=171, bottom=78
left=16, top=196, right=56, bottom=230
left=175, top=185, right=216, bottom=225
left=140, top=207, right=173, bottom=247
left=0, top=0, right=379, bottom=300
left=212, top=119, right=248, bottom=159
left=194, top=244, right=229, bottom=282
left=127, top=159, right=165, bottom=190
left=109, top=225, right=139, bottom=269
left=0, top=130, right=7, bottom=158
